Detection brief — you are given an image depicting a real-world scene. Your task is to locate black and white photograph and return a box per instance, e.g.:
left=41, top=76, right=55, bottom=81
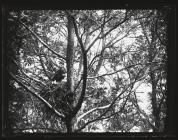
left=1, top=5, right=176, bottom=136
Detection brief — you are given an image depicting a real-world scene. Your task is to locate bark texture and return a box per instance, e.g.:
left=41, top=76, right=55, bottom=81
left=67, top=14, right=75, bottom=93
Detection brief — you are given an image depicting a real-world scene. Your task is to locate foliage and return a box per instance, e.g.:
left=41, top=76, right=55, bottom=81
left=4, top=9, right=168, bottom=133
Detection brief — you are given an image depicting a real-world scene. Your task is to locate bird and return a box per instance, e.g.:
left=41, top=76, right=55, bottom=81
left=51, top=68, right=66, bottom=82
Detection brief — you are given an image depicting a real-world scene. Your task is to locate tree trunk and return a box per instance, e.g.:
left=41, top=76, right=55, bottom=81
left=67, top=14, right=75, bottom=93
left=149, top=23, right=160, bottom=132
left=65, top=13, right=75, bottom=132
left=150, top=68, right=160, bottom=131
left=65, top=117, right=74, bottom=133
left=141, top=17, right=161, bottom=132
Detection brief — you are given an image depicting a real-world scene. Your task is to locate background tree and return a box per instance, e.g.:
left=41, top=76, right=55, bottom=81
left=137, top=10, right=167, bottom=132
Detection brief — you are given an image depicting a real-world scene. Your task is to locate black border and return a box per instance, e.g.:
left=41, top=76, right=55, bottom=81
left=1, top=0, right=177, bottom=139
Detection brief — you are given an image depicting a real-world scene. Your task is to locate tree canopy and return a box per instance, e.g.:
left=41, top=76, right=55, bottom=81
left=3, top=9, right=168, bottom=133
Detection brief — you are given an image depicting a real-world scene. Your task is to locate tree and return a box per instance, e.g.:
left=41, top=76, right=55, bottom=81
left=135, top=10, right=167, bottom=132
left=3, top=9, right=168, bottom=133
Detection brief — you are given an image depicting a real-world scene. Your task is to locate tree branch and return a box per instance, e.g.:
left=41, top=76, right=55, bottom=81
left=99, top=10, right=129, bottom=39
left=88, top=61, right=160, bottom=79
left=77, top=104, right=110, bottom=123
left=132, top=99, right=159, bottom=131
left=11, top=57, right=46, bottom=86
left=86, top=11, right=111, bottom=53
left=139, top=20, right=151, bottom=46
left=88, top=63, right=142, bottom=79
left=69, top=14, right=88, bottom=115
left=9, top=72, right=65, bottom=120
left=76, top=75, right=145, bottom=132
left=10, top=16, right=66, bottom=61
left=38, top=53, right=51, bottom=80
left=86, top=31, right=102, bottom=52
left=87, top=24, right=138, bottom=71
